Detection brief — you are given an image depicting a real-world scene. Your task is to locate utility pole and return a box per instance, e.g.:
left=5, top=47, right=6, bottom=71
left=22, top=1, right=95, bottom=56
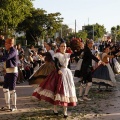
left=88, top=17, right=89, bottom=25
left=93, top=25, right=94, bottom=40
left=75, top=19, right=76, bottom=37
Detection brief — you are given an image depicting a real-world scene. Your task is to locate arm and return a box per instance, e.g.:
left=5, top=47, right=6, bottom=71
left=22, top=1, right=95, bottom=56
left=54, top=57, right=61, bottom=71
left=85, top=47, right=100, bottom=63
left=70, top=49, right=83, bottom=58
left=114, top=51, right=120, bottom=57
left=106, top=54, right=115, bottom=58
left=29, top=56, right=34, bottom=63
left=91, top=54, right=100, bottom=63
left=0, top=49, right=16, bottom=62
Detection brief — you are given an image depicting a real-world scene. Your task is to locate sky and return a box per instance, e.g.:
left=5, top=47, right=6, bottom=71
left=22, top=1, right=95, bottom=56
left=32, top=0, right=120, bottom=32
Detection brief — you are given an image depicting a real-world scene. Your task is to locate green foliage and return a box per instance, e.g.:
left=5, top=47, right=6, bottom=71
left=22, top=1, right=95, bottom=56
left=76, top=30, right=87, bottom=42
left=17, top=8, right=63, bottom=45
left=47, top=12, right=63, bottom=36
left=0, top=0, right=33, bottom=36
left=111, top=25, right=120, bottom=42
left=67, top=33, right=76, bottom=40
left=83, top=23, right=106, bottom=41
left=58, top=24, right=69, bottom=38
left=16, top=36, right=26, bottom=45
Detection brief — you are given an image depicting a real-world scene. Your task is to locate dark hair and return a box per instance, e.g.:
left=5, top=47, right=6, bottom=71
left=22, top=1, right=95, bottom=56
left=103, top=46, right=109, bottom=52
left=19, top=54, right=24, bottom=59
left=45, top=52, right=53, bottom=62
left=47, top=42, right=52, bottom=47
left=60, top=38, right=66, bottom=45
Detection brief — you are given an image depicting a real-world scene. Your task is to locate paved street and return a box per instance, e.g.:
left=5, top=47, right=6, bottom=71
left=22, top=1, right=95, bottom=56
left=0, top=63, right=120, bottom=120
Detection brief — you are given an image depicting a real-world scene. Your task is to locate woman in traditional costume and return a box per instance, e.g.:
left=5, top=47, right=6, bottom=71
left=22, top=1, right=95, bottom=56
left=92, top=47, right=119, bottom=88
left=110, top=46, right=120, bottom=74
left=32, top=42, right=77, bottom=118
left=29, top=52, right=55, bottom=85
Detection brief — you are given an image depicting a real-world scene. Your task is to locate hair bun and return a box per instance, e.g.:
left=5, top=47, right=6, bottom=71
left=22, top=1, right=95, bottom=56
left=60, top=38, right=65, bottom=43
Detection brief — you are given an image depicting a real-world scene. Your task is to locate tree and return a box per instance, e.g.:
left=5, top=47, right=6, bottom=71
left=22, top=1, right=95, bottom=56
left=111, top=25, right=120, bottom=42
left=83, top=23, right=106, bottom=41
left=17, top=8, right=63, bottom=45
left=58, top=24, right=69, bottom=38
left=0, top=0, right=33, bottom=37
left=46, top=12, right=63, bottom=37
left=76, top=30, right=87, bottom=42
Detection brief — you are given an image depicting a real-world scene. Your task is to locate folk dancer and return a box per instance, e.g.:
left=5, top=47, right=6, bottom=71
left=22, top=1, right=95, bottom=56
left=0, top=38, right=18, bottom=111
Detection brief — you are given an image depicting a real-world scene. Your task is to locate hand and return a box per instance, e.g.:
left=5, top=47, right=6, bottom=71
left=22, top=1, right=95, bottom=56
left=117, top=52, right=120, bottom=56
left=3, top=69, right=6, bottom=74
left=98, top=60, right=102, bottom=66
left=101, top=61, right=106, bottom=66
left=58, top=70, right=62, bottom=75
left=98, top=60, right=105, bottom=66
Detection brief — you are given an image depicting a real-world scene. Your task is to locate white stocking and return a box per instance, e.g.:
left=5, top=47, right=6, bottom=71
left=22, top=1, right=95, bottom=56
left=63, top=106, right=67, bottom=115
left=10, top=90, right=17, bottom=108
left=84, top=82, right=92, bottom=96
left=3, top=88, right=10, bottom=108
left=53, top=105, right=58, bottom=113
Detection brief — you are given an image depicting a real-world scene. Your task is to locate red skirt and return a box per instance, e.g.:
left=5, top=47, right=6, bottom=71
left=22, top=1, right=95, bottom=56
left=32, top=70, right=77, bottom=106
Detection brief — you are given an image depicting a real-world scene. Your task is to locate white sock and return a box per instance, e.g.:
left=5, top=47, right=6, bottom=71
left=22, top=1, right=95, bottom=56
left=3, top=89, right=10, bottom=108
left=54, top=105, right=58, bottom=113
left=63, top=106, right=67, bottom=115
left=10, top=90, right=17, bottom=108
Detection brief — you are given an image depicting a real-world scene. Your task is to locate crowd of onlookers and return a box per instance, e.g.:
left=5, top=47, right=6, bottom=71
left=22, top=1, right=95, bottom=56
left=14, top=44, right=47, bottom=84
left=0, top=41, right=61, bottom=84
left=0, top=43, right=44, bottom=84
left=0, top=38, right=120, bottom=85
left=92, top=41, right=120, bottom=73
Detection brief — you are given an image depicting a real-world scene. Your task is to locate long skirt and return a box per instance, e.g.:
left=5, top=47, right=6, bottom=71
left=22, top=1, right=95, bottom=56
left=92, top=64, right=116, bottom=87
left=32, top=67, right=77, bottom=106
left=113, top=58, right=120, bottom=73
left=29, top=61, right=56, bottom=85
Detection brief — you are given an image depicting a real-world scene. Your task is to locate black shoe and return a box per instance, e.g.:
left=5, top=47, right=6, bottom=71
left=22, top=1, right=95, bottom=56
left=53, top=111, right=58, bottom=116
left=1, top=106, right=10, bottom=111
left=64, top=115, right=68, bottom=118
